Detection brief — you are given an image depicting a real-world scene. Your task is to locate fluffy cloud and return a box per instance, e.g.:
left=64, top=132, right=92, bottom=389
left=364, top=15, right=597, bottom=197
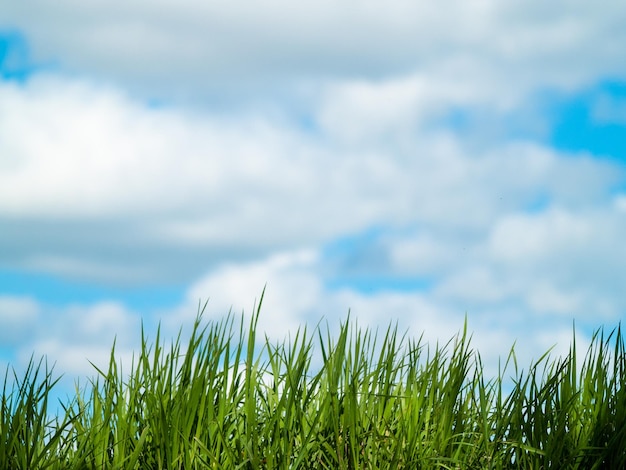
left=3, top=300, right=142, bottom=394
left=164, top=249, right=595, bottom=381
left=0, top=295, right=40, bottom=346
left=2, top=0, right=626, bottom=104
left=2, top=0, right=626, bottom=398
left=1, top=66, right=624, bottom=333
left=0, top=235, right=607, bottom=397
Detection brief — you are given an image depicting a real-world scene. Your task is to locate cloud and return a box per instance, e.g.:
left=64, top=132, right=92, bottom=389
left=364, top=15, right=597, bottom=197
left=168, top=250, right=323, bottom=341
left=163, top=248, right=595, bottom=382
left=2, top=0, right=626, bottom=105
left=1, top=64, right=624, bottom=294
left=4, top=299, right=142, bottom=385
left=485, top=204, right=626, bottom=318
left=0, top=295, right=40, bottom=347
left=1, top=0, right=626, bottom=400
left=0, top=75, right=341, bottom=284
left=0, top=230, right=611, bottom=396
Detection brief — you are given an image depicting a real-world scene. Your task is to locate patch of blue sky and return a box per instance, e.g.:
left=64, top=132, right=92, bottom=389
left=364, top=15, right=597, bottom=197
left=437, top=80, right=626, bottom=166
left=524, top=193, right=551, bottom=213
left=322, top=225, right=388, bottom=259
left=549, top=80, right=626, bottom=162
left=321, top=226, right=435, bottom=294
left=325, top=275, right=433, bottom=295
left=441, top=107, right=475, bottom=133
left=0, top=269, right=184, bottom=312
left=322, top=228, right=391, bottom=278
left=0, top=29, right=43, bottom=82
left=434, top=104, right=548, bottom=151
left=296, top=113, right=319, bottom=134
left=609, top=182, right=626, bottom=201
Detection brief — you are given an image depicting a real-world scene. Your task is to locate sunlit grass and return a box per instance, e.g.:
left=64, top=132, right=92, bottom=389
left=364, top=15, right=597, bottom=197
left=1, top=296, right=625, bottom=468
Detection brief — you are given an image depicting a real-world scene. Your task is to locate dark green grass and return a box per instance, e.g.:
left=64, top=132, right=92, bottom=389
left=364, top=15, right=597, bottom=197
left=1, top=298, right=625, bottom=468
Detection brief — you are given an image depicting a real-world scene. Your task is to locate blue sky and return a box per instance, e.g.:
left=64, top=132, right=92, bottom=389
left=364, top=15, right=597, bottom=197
left=1, top=1, right=626, bottom=388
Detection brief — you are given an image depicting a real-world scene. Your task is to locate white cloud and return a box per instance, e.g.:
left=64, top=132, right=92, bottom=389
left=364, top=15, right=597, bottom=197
left=435, top=265, right=518, bottom=305
left=1, top=0, right=626, bottom=401
left=170, top=250, right=323, bottom=341
left=163, top=249, right=599, bottom=383
left=2, top=0, right=626, bottom=105
left=489, top=207, right=626, bottom=283
left=1, top=234, right=615, bottom=397
left=488, top=208, right=591, bottom=263
left=389, top=233, right=460, bottom=276
left=0, top=295, right=40, bottom=346
left=2, top=68, right=624, bottom=341
left=0, top=76, right=224, bottom=218
left=6, top=300, right=141, bottom=381
left=525, top=282, right=585, bottom=315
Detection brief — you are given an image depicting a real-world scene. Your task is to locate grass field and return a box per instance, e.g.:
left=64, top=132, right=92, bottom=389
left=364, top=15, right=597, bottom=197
left=1, top=296, right=625, bottom=469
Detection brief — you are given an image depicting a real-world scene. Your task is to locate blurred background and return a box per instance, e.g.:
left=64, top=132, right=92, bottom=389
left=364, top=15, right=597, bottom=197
left=1, top=0, right=626, bottom=390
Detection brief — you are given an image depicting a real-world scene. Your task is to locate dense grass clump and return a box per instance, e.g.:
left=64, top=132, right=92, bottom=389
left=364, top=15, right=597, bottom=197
left=1, top=299, right=625, bottom=468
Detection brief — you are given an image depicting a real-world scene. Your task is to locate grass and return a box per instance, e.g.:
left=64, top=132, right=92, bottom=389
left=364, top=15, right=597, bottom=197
left=1, top=296, right=625, bottom=468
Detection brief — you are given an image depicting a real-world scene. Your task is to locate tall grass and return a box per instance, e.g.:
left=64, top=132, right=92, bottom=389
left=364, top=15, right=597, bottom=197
left=1, top=299, right=625, bottom=468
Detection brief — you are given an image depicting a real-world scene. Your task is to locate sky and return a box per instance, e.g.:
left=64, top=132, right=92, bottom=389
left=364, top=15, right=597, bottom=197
left=1, top=1, right=626, bottom=391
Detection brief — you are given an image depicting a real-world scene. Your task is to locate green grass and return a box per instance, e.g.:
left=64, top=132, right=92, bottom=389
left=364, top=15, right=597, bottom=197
left=1, top=296, right=625, bottom=469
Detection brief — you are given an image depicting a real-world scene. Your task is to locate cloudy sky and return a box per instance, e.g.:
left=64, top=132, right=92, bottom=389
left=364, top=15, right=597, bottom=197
left=1, top=1, right=626, bottom=389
